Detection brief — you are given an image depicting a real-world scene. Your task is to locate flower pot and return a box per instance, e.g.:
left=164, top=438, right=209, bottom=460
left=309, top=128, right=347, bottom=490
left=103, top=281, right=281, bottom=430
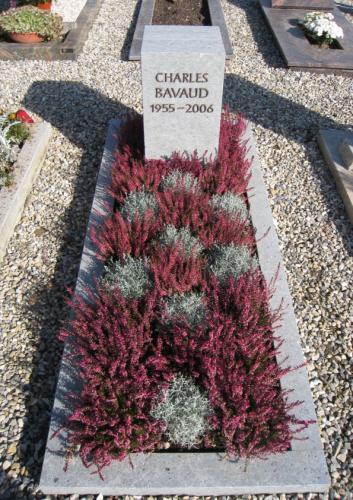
left=37, top=1, right=52, bottom=10
left=7, top=32, right=45, bottom=43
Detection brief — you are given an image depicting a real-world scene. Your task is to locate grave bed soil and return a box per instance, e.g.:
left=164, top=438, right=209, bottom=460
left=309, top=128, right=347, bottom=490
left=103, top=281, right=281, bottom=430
left=0, top=0, right=103, bottom=61
left=129, top=0, right=233, bottom=60
left=259, top=0, right=353, bottom=75
left=40, top=115, right=329, bottom=496
left=153, top=0, right=211, bottom=26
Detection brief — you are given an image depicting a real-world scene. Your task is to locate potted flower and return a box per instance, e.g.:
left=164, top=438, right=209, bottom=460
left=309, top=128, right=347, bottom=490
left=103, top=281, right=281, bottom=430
left=17, top=0, right=55, bottom=11
left=0, top=5, right=63, bottom=43
left=298, top=11, right=344, bottom=48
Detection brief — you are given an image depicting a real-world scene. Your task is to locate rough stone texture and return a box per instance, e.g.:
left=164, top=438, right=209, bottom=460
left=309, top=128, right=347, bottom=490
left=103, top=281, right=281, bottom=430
left=0, top=122, right=51, bottom=263
left=318, top=128, right=353, bottom=223
left=338, top=135, right=353, bottom=168
left=142, top=26, right=225, bottom=159
left=39, top=121, right=329, bottom=496
left=0, top=0, right=352, bottom=497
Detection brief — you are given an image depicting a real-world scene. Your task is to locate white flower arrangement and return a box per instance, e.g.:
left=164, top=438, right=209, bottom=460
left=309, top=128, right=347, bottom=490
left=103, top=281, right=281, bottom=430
left=299, top=12, right=344, bottom=47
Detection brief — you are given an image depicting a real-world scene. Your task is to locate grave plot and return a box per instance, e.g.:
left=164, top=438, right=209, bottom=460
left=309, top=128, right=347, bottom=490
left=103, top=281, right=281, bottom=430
left=0, top=0, right=103, bottom=61
left=40, top=26, right=329, bottom=495
left=318, top=128, right=353, bottom=223
left=0, top=110, right=51, bottom=263
left=129, top=0, right=233, bottom=61
left=259, top=0, right=353, bottom=75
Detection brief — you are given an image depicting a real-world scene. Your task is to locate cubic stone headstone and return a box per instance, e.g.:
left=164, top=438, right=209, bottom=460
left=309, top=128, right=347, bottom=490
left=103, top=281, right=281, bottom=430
left=142, top=26, right=225, bottom=160
left=339, top=136, right=353, bottom=170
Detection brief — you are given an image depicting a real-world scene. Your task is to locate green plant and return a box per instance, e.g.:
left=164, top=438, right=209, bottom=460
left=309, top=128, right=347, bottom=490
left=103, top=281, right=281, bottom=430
left=0, top=6, right=63, bottom=41
left=151, top=374, right=211, bottom=448
left=159, top=224, right=203, bottom=256
left=101, top=255, right=151, bottom=299
left=209, top=243, right=258, bottom=285
left=120, top=190, right=158, bottom=223
left=210, top=192, right=248, bottom=222
left=0, top=152, right=14, bottom=188
left=163, top=292, right=205, bottom=327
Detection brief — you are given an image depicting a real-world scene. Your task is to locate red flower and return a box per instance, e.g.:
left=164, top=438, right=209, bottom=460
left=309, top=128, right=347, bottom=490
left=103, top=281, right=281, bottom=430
left=16, top=109, right=34, bottom=124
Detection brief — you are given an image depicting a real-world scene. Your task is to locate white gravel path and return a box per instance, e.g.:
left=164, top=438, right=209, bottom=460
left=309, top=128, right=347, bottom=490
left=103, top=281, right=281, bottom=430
left=0, top=0, right=352, bottom=498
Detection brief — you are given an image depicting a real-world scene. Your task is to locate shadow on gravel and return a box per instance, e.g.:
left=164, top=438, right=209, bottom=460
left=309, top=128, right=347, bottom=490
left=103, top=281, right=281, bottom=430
left=120, top=0, right=142, bottom=61
left=225, top=73, right=353, bottom=256
left=0, top=81, right=136, bottom=499
left=226, top=0, right=286, bottom=69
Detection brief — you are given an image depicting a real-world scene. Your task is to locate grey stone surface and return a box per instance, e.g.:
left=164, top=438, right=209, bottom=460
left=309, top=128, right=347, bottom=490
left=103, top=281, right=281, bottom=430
left=318, top=128, right=353, bottom=223
left=128, top=0, right=233, bottom=61
left=142, top=26, right=225, bottom=160
left=39, top=119, right=329, bottom=496
left=0, top=121, right=51, bottom=264
left=339, top=135, right=353, bottom=169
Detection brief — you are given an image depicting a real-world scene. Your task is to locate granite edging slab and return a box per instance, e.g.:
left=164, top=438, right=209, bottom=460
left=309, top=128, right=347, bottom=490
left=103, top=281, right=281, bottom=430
left=0, top=121, right=52, bottom=264
left=0, top=0, right=104, bottom=61
left=318, top=128, right=353, bottom=224
left=129, top=0, right=233, bottom=61
left=39, top=119, right=330, bottom=496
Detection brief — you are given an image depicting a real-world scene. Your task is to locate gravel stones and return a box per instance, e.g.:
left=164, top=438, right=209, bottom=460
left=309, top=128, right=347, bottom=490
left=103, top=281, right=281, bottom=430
left=0, top=0, right=352, bottom=498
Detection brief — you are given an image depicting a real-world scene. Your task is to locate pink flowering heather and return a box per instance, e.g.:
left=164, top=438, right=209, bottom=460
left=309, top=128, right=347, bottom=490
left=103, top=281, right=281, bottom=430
left=59, top=110, right=311, bottom=474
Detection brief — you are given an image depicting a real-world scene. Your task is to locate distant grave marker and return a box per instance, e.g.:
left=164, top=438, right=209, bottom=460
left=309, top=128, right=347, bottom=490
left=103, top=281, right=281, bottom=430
left=141, top=26, right=225, bottom=160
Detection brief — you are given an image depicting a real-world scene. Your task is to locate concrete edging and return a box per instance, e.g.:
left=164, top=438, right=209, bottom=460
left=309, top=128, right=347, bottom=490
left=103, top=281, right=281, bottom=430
left=129, top=0, right=233, bottom=61
left=39, top=119, right=329, bottom=496
left=0, top=121, right=52, bottom=264
left=318, top=128, right=353, bottom=224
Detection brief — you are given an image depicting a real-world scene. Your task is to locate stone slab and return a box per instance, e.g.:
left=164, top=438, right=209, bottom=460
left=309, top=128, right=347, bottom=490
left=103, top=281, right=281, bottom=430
left=0, top=0, right=103, bottom=61
left=259, top=0, right=353, bottom=76
left=128, top=0, right=233, bottom=61
left=0, top=121, right=51, bottom=264
left=339, top=136, right=353, bottom=169
left=271, top=0, right=333, bottom=10
left=39, top=118, right=329, bottom=495
left=142, top=26, right=225, bottom=159
left=318, top=128, right=353, bottom=223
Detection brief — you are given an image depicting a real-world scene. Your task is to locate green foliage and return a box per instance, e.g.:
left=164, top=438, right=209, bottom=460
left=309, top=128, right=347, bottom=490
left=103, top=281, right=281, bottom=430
left=160, top=170, right=199, bottom=192
left=209, top=244, right=258, bottom=284
left=0, top=6, right=63, bottom=41
left=102, top=255, right=151, bottom=299
left=5, top=122, right=29, bottom=146
left=164, top=291, right=205, bottom=327
left=0, top=152, right=14, bottom=188
left=210, top=192, right=248, bottom=221
left=159, top=224, right=203, bottom=256
left=120, top=190, right=158, bottom=222
left=151, top=374, right=211, bottom=448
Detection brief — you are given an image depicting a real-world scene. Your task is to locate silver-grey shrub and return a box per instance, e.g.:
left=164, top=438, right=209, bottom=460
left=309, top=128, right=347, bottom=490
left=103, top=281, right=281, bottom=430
left=151, top=374, right=211, bottom=448
left=160, top=224, right=203, bottom=256
left=210, top=192, right=248, bottom=222
left=101, top=255, right=151, bottom=299
left=163, top=291, right=205, bottom=327
left=160, top=170, right=199, bottom=192
left=120, top=190, right=158, bottom=223
left=209, top=244, right=258, bottom=284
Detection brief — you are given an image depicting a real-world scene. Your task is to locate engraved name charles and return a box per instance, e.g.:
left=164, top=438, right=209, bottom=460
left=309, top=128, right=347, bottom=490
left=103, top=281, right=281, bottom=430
left=155, top=72, right=209, bottom=98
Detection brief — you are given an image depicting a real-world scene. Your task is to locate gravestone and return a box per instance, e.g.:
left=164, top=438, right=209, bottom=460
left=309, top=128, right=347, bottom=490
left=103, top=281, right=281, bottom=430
left=141, top=26, right=225, bottom=160
left=271, top=0, right=333, bottom=9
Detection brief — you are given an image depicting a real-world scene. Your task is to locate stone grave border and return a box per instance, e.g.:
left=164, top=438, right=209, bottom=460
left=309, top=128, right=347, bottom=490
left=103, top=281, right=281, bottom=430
left=271, top=0, right=333, bottom=10
left=39, top=118, right=329, bottom=496
left=129, top=0, right=233, bottom=61
left=318, top=128, right=353, bottom=224
left=0, top=121, right=52, bottom=264
left=0, top=0, right=104, bottom=61
left=259, top=0, right=353, bottom=76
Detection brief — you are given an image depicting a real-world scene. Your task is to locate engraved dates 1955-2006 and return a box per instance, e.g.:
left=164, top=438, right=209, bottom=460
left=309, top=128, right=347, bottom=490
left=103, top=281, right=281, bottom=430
left=151, top=103, right=214, bottom=113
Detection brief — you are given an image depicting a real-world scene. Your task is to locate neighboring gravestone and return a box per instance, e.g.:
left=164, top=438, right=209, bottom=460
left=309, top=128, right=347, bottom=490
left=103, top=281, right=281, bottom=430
left=141, top=26, right=225, bottom=160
